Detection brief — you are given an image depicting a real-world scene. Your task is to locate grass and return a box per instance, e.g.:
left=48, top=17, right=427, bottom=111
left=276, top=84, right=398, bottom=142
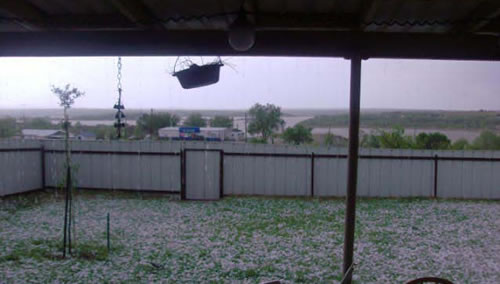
left=0, top=234, right=114, bottom=262
left=0, top=190, right=499, bottom=283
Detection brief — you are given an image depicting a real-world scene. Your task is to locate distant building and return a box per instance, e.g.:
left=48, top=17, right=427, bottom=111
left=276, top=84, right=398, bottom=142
left=158, top=127, right=232, bottom=141
left=76, top=131, right=96, bottom=140
left=200, top=127, right=231, bottom=141
left=158, top=127, right=181, bottom=139
left=22, top=129, right=69, bottom=140
left=230, top=129, right=245, bottom=141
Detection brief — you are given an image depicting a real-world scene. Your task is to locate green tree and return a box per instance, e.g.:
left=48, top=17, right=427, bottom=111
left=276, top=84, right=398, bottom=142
left=124, top=125, right=136, bottom=139
left=451, top=138, right=471, bottom=150
left=472, top=131, right=500, bottom=150
left=415, top=132, right=451, bottom=150
left=210, top=115, right=233, bottom=128
left=361, top=133, right=381, bottom=148
left=248, top=103, right=284, bottom=143
left=377, top=127, right=414, bottom=149
left=282, top=125, right=313, bottom=145
left=324, top=132, right=335, bottom=146
left=183, top=113, right=206, bottom=127
left=136, top=112, right=180, bottom=138
left=323, top=132, right=348, bottom=147
left=51, top=83, right=84, bottom=257
left=25, top=117, right=54, bottom=129
left=91, top=125, right=112, bottom=140
left=72, top=121, right=83, bottom=134
left=360, top=127, right=415, bottom=149
left=52, top=84, right=84, bottom=139
left=0, top=117, right=17, bottom=138
left=249, top=137, right=267, bottom=144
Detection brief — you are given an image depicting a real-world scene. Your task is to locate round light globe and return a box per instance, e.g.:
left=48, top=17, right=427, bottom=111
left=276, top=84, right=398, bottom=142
left=228, top=15, right=255, bottom=52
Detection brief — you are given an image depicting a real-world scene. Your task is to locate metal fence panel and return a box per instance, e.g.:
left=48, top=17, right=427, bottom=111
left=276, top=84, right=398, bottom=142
left=436, top=150, right=499, bottom=199
left=314, top=147, right=346, bottom=197
left=185, top=150, right=220, bottom=200
left=0, top=140, right=42, bottom=196
left=41, top=140, right=181, bottom=192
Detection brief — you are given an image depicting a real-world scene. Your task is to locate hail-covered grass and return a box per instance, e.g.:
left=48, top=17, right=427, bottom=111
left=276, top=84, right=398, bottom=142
left=0, top=191, right=499, bottom=283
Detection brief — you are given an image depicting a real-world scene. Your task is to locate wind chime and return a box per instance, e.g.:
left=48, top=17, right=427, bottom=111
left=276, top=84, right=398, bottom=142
left=114, top=57, right=126, bottom=138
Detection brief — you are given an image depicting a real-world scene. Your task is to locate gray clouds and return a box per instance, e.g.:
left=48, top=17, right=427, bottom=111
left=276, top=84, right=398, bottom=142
left=0, top=56, right=498, bottom=110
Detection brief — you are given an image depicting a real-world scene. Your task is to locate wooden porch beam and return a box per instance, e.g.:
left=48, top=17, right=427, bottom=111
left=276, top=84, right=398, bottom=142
left=0, top=30, right=498, bottom=60
left=0, top=0, right=46, bottom=31
left=110, top=0, right=164, bottom=30
left=451, top=0, right=500, bottom=33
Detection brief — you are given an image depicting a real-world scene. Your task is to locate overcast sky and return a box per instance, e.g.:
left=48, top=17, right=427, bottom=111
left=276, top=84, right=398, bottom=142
left=0, top=56, right=498, bottom=110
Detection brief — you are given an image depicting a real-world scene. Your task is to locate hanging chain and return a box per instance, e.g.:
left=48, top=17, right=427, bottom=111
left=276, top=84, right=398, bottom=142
left=114, top=57, right=125, bottom=139
left=117, top=57, right=122, bottom=92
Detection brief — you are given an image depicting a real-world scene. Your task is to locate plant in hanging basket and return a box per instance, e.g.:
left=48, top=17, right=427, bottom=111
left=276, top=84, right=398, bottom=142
left=172, top=57, right=224, bottom=89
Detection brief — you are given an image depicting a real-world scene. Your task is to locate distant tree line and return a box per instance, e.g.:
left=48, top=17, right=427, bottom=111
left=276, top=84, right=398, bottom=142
left=135, top=112, right=180, bottom=138
left=133, top=112, right=235, bottom=138
left=0, top=117, right=16, bottom=138
left=301, top=111, right=500, bottom=130
left=361, top=127, right=500, bottom=150
left=0, top=116, right=63, bottom=138
left=2, top=105, right=499, bottom=150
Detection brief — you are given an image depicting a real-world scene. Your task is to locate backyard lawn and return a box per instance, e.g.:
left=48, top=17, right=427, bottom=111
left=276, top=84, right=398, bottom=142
left=0, top=190, right=499, bottom=283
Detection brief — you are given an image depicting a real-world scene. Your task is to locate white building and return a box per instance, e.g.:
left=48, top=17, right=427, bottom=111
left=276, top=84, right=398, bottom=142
left=158, top=127, right=180, bottom=139
left=158, top=127, right=232, bottom=141
left=200, top=127, right=232, bottom=141
left=230, top=129, right=245, bottom=141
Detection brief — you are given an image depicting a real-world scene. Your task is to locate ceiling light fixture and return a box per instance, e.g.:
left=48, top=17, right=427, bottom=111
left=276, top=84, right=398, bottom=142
left=228, top=9, right=255, bottom=52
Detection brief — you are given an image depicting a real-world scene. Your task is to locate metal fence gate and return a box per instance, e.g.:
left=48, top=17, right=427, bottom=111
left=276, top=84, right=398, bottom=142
left=181, top=149, right=223, bottom=200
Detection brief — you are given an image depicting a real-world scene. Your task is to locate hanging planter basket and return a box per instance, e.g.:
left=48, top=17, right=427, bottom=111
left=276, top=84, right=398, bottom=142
left=172, top=57, right=224, bottom=89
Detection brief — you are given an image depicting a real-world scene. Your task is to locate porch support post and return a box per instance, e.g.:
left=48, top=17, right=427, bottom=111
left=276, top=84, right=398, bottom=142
left=342, top=55, right=362, bottom=284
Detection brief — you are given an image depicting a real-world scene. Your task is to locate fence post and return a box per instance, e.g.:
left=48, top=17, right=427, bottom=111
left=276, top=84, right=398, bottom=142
left=180, top=150, right=186, bottom=200
left=40, top=145, right=46, bottom=189
left=311, top=152, right=315, bottom=197
left=433, top=154, right=438, bottom=198
left=107, top=212, right=110, bottom=251
left=219, top=150, right=224, bottom=199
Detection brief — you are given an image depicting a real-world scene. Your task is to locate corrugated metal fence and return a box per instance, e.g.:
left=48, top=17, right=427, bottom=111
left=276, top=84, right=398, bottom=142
left=0, top=140, right=499, bottom=199
left=0, top=140, right=43, bottom=196
left=43, top=140, right=181, bottom=192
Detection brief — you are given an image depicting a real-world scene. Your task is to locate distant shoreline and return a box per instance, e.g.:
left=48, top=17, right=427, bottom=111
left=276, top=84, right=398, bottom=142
left=2, top=108, right=498, bottom=137
left=1, top=107, right=499, bottom=120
